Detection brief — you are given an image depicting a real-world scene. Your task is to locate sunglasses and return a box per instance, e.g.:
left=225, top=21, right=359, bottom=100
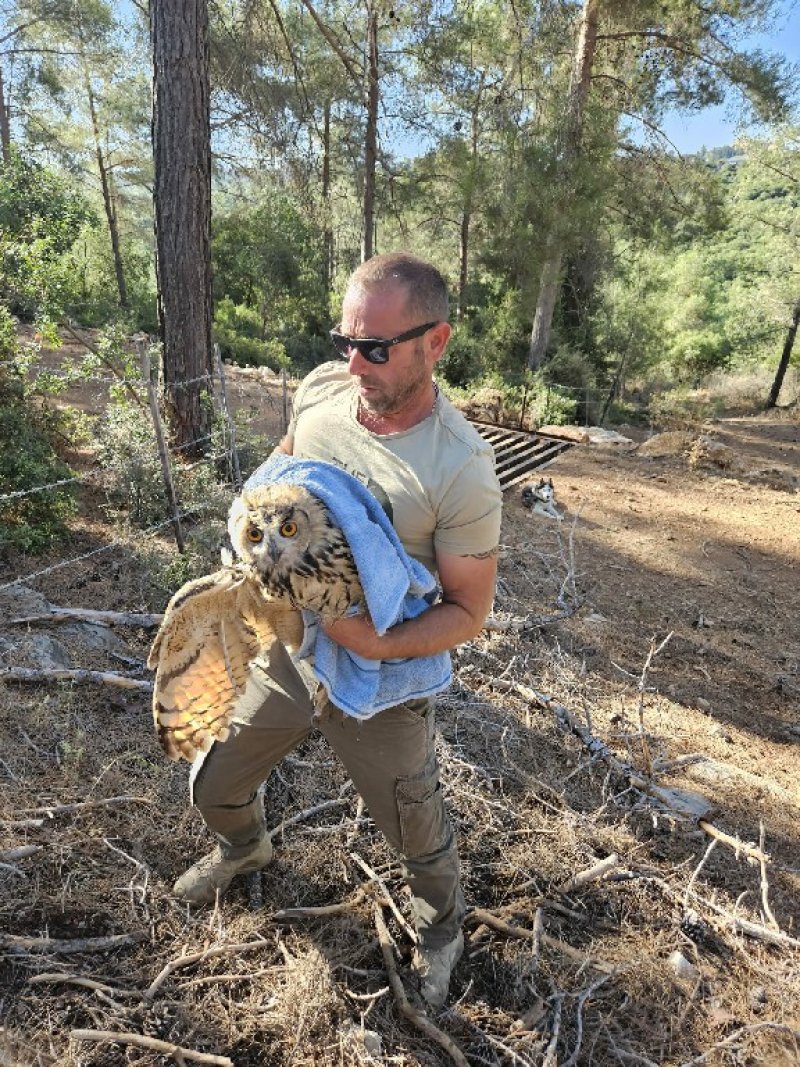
left=329, top=321, right=439, bottom=364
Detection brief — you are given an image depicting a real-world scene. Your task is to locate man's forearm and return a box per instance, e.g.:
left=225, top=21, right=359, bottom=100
left=324, top=599, right=486, bottom=660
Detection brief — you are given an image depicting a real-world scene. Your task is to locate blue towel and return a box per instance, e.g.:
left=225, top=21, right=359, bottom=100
left=242, top=454, right=452, bottom=718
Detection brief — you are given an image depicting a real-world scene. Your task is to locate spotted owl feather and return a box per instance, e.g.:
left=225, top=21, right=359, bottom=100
left=149, top=482, right=364, bottom=762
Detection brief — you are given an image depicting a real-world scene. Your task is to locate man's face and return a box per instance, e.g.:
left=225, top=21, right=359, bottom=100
left=340, top=284, right=448, bottom=417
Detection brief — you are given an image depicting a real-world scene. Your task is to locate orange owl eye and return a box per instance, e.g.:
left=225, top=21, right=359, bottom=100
left=280, top=520, right=298, bottom=538
left=246, top=525, right=263, bottom=543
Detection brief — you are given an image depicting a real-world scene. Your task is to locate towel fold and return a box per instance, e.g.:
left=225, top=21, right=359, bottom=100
left=243, top=454, right=452, bottom=718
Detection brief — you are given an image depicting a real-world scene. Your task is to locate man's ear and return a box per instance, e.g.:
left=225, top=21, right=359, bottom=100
left=428, top=322, right=452, bottom=363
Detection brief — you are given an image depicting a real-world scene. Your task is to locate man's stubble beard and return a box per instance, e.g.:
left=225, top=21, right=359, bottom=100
left=358, top=343, right=429, bottom=417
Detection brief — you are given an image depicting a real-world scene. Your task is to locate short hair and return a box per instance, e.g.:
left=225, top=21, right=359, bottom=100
left=347, top=252, right=449, bottom=323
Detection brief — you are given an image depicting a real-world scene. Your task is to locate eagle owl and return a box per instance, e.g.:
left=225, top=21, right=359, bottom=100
left=148, top=482, right=364, bottom=762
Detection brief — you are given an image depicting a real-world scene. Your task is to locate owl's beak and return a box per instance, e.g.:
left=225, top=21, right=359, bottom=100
left=265, top=535, right=282, bottom=564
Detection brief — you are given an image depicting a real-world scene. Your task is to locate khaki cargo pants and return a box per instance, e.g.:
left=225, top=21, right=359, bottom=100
left=189, top=639, right=465, bottom=949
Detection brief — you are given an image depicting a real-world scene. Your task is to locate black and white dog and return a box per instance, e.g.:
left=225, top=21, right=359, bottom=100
left=521, top=477, right=562, bottom=519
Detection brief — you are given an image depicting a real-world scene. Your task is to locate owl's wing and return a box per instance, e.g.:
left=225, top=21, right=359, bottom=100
left=148, top=568, right=303, bottom=762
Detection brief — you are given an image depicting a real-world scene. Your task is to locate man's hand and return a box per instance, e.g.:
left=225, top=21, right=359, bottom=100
left=322, top=614, right=383, bottom=658
left=322, top=548, right=498, bottom=661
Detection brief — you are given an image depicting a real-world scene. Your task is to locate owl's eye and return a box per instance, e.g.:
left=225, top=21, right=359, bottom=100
left=280, top=520, right=298, bottom=538
left=246, top=525, right=263, bottom=543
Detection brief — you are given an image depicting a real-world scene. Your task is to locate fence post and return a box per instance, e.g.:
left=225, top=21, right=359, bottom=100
left=136, top=337, right=185, bottom=553
left=281, top=364, right=289, bottom=436
left=213, top=343, right=242, bottom=491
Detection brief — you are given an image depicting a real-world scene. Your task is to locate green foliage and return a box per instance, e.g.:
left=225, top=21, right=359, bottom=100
left=0, top=152, right=95, bottom=321
left=212, top=192, right=329, bottom=373
left=213, top=297, right=288, bottom=370
left=0, top=308, right=77, bottom=556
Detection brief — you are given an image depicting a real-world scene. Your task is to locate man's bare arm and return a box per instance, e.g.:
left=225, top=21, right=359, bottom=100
left=323, top=548, right=498, bottom=659
left=274, top=432, right=293, bottom=455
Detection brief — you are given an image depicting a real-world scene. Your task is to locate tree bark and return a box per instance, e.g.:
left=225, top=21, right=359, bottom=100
left=361, top=2, right=378, bottom=262
left=0, top=63, right=11, bottom=163
left=765, top=297, right=800, bottom=409
left=322, top=99, right=333, bottom=292
left=150, top=0, right=213, bottom=454
left=527, top=0, right=600, bottom=370
left=457, top=96, right=483, bottom=322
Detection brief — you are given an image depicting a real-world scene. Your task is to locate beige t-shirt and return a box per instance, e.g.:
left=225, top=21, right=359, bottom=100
left=288, top=362, right=502, bottom=574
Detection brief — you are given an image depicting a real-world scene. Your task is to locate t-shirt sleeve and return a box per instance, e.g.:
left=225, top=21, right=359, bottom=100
left=434, top=451, right=502, bottom=557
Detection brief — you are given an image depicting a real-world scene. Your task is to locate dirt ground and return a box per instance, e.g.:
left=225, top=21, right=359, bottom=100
left=0, top=338, right=798, bottom=1066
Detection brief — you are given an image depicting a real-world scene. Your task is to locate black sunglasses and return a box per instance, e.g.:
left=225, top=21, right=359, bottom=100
left=329, top=321, right=439, bottom=364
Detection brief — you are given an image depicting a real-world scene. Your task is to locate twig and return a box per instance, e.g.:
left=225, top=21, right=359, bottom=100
left=680, top=1022, right=800, bottom=1066
left=70, top=1029, right=233, bottom=1066
left=346, top=795, right=366, bottom=846
left=372, top=904, right=469, bottom=1067
left=143, top=939, right=271, bottom=1001
left=351, top=852, right=418, bottom=944
left=1, top=667, right=152, bottom=691
left=636, top=633, right=672, bottom=775
left=9, top=606, right=162, bottom=628
left=1, top=931, right=146, bottom=955
left=19, top=796, right=154, bottom=816
left=272, top=884, right=371, bottom=920
left=729, top=917, right=800, bottom=949
left=561, top=974, right=611, bottom=1067
left=698, top=820, right=772, bottom=866
left=542, top=994, right=563, bottom=1067
left=684, top=839, right=718, bottom=908
left=558, top=853, right=621, bottom=895
left=28, top=973, right=137, bottom=1006
left=465, top=909, right=618, bottom=974
left=758, top=821, right=779, bottom=929
left=267, top=798, right=349, bottom=838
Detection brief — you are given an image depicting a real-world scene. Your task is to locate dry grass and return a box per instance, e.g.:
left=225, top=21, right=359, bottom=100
left=1, top=357, right=799, bottom=1066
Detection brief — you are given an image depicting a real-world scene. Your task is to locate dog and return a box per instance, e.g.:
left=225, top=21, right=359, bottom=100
left=521, top=476, right=562, bottom=519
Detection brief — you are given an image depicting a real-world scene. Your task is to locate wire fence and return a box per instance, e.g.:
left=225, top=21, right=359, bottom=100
left=0, top=337, right=284, bottom=596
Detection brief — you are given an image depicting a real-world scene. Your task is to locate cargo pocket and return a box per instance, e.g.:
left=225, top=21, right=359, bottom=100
left=396, top=754, right=449, bottom=859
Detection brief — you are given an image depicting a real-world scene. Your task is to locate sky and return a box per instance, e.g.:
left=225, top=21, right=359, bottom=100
left=657, top=0, right=800, bottom=153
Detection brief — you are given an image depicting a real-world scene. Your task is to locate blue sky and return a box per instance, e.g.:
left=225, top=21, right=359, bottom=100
left=658, top=0, right=800, bottom=152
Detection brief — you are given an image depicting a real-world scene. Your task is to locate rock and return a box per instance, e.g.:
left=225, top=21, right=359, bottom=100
left=538, top=424, right=590, bottom=443
left=19, top=634, right=73, bottom=670
left=340, top=1021, right=383, bottom=1058
left=637, top=431, right=696, bottom=458
left=688, top=435, right=745, bottom=473
left=0, top=584, right=52, bottom=619
left=746, top=465, right=799, bottom=492
left=584, top=611, right=608, bottom=623
left=667, top=950, right=700, bottom=987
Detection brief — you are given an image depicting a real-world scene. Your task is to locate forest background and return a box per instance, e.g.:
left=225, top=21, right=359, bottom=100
left=0, top=0, right=799, bottom=552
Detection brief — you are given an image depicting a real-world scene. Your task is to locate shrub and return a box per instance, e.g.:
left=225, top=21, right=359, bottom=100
left=0, top=308, right=77, bottom=556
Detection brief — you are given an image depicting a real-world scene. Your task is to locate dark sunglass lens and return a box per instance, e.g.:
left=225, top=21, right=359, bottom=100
left=330, top=333, right=350, bottom=357
left=364, top=344, right=389, bottom=364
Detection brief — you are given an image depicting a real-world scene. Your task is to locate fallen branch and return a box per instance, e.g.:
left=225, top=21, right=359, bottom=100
left=70, top=1029, right=232, bottom=1066
left=698, top=820, right=771, bottom=866
left=1, top=667, right=151, bottom=691
left=465, top=908, right=618, bottom=975
left=272, top=884, right=370, bottom=920
left=143, top=939, right=272, bottom=1001
left=268, top=798, right=349, bottom=838
left=352, top=851, right=418, bottom=944
left=373, top=904, right=469, bottom=1067
left=1, top=931, right=146, bottom=955
left=0, top=845, right=42, bottom=862
left=28, top=972, right=137, bottom=1006
left=487, top=676, right=714, bottom=820
left=558, top=853, right=621, bottom=895
left=729, top=917, right=800, bottom=949
left=19, top=796, right=154, bottom=816
left=680, top=1021, right=800, bottom=1066
left=9, top=606, right=162, bottom=628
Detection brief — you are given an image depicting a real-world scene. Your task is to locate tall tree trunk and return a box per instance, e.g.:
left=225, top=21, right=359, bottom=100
left=322, top=99, right=333, bottom=293
left=457, top=98, right=482, bottom=322
left=527, top=0, right=599, bottom=370
left=765, top=297, right=800, bottom=409
left=81, top=66, right=128, bottom=308
left=361, top=3, right=378, bottom=262
left=0, top=63, right=11, bottom=163
left=150, top=0, right=213, bottom=455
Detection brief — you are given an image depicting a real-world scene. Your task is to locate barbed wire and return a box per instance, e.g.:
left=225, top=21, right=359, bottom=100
left=0, top=503, right=217, bottom=594
left=0, top=470, right=99, bottom=504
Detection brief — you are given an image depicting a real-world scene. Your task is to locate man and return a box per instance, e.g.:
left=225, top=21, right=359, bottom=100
left=174, top=252, right=502, bottom=1009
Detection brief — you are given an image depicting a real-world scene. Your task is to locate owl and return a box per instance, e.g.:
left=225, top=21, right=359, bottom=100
left=148, top=482, right=364, bottom=762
